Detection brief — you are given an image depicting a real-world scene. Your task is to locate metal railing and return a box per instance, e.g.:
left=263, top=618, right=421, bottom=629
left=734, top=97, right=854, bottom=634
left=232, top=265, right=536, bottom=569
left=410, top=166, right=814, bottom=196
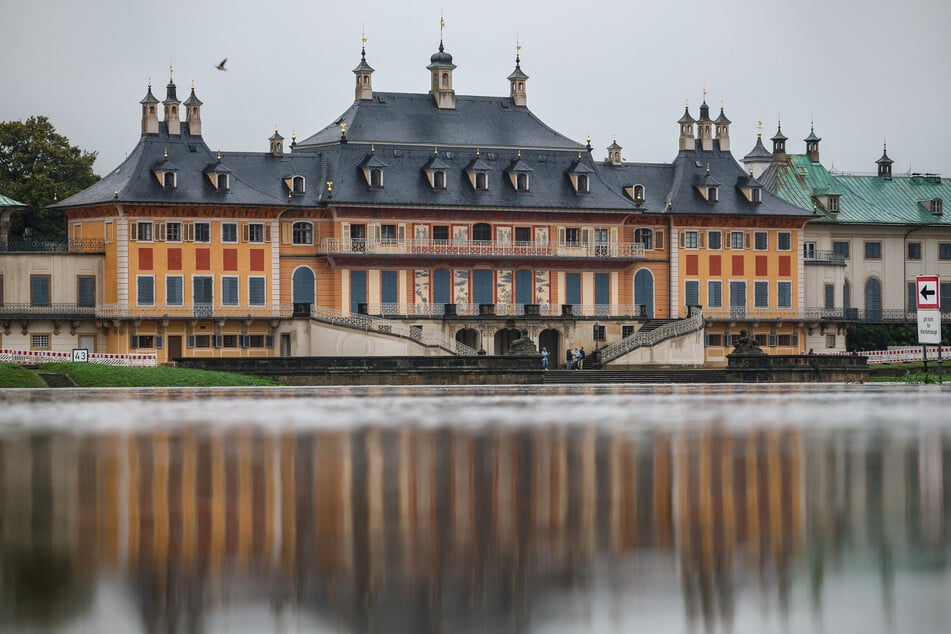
left=0, top=303, right=97, bottom=317
left=804, top=250, right=846, bottom=265
left=95, top=303, right=292, bottom=319
left=361, top=303, right=649, bottom=318
left=826, top=346, right=951, bottom=365
left=599, top=309, right=704, bottom=363
left=310, top=306, right=478, bottom=356
left=700, top=307, right=950, bottom=323
left=319, top=238, right=646, bottom=259
left=0, top=239, right=105, bottom=253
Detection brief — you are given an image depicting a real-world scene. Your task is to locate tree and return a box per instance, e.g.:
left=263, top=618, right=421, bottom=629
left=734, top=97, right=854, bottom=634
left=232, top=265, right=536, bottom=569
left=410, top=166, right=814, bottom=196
left=0, top=116, right=99, bottom=241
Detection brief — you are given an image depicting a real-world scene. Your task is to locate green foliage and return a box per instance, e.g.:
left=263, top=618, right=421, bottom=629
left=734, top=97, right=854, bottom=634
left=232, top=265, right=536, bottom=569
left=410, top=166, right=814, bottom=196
left=846, top=323, right=949, bottom=351
left=0, top=116, right=99, bottom=241
left=0, top=363, right=47, bottom=387
left=34, top=362, right=281, bottom=387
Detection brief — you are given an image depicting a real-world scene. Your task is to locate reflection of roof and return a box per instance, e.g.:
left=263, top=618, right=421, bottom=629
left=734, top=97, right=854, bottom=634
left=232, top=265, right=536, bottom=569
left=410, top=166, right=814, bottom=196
left=760, top=153, right=951, bottom=225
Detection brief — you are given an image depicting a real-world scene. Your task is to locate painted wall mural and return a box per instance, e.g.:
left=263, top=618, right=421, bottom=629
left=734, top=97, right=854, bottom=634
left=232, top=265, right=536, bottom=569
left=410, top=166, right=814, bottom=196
left=415, top=269, right=430, bottom=307
left=497, top=269, right=512, bottom=305
left=536, top=270, right=550, bottom=304
left=453, top=269, right=469, bottom=304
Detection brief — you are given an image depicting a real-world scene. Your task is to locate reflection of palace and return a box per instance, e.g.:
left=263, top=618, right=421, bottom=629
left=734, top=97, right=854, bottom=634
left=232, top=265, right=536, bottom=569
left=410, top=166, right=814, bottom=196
left=0, top=424, right=946, bottom=631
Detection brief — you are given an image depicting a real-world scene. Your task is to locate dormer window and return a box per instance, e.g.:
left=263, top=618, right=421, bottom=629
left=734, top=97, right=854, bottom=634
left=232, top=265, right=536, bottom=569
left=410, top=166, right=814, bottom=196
left=370, top=168, right=382, bottom=188
left=932, top=198, right=943, bottom=215
left=707, top=186, right=718, bottom=202
left=359, top=152, right=388, bottom=189
left=216, top=173, right=229, bottom=190
left=633, top=184, right=645, bottom=202
left=750, top=187, right=761, bottom=203
left=516, top=173, right=529, bottom=191
left=433, top=170, right=446, bottom=190
left=292, top=176, right=305, bottom=193
left=828, top=195, right=839, bottom=212
left=577, top=174, right=590, bottom=193
left=475, top=172, right=488, bottom=191
left=163, top=172, right=176, bottom=189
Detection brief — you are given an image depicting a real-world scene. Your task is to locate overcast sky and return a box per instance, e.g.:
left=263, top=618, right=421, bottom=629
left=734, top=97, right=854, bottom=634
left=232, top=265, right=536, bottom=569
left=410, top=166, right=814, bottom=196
left=3, top=0, right=950, bottom=179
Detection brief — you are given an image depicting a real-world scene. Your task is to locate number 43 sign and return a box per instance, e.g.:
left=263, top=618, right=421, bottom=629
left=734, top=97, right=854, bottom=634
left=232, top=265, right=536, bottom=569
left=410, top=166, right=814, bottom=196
left=71, top=348, right=89, bottom=363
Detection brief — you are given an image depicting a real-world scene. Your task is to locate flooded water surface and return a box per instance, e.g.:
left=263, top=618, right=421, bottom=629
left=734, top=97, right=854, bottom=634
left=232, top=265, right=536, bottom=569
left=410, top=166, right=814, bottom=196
left=0, top=384, right=948, bottom=633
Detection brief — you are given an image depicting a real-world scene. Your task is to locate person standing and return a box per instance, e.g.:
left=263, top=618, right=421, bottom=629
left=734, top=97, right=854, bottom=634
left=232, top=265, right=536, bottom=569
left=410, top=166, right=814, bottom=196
left=573, top=347, right=582, bottom=370
left=541, top=347, right=549, bottom=370
left=578, top=346, right=586, bottom=370
left=566, top=348, right=574, bottom=370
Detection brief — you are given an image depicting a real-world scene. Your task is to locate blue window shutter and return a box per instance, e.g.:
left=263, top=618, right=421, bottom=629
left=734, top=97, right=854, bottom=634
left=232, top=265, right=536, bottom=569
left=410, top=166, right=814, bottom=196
left=155, top=336, right=164, bottom=349
left=241, top=335, right=250, bottom=348
left=213, top=335, right=222, bottom=348
left=130, top=335, right=138, bottom=349
left=266, top=335, right=274, bottom=348
left=187, top=335, right=195, bottom=348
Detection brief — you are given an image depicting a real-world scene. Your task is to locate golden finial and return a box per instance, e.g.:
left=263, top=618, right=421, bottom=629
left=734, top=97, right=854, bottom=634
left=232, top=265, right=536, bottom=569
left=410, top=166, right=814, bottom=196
left=291, top=131, right=297, bottom=142
left=703, top=86, right=707, bottom=101
left=476, top=147, right=480, bottom=156
left=516, top=34, right=521, bottom=57
left=148, top=78, right=152, bottom=89
left=434, top=146, right=439, bottom=155
left=440, top=14, right=445, bottom=39
left=684, top=99, right=689, bottom=109
left=217, top=150, right=221, bottom=162
left=756, top=120, right=763, bottom=138
left=114, top=189, right=119, bottom=199
left=706, top=162, right=710, bottom=174
left=326, top=180, right=333, bottom=192
left=578, top=151, right=582, bottom=159
left=517, top=149, right=521, bottom=158
left=191, top=80, right=195, bottom=90
left=163, top=147, right=168, bottom=159
left=340, top=122, right=348, bottom=134
left=370, top=143, right=375, bottom=153
left=720, top=99, right=724, bottom=109
left=586, top=134, right=591, bottom=145
left=169, top=65, right=173, bottom=82
left=362, top=23, right=367, bottom=48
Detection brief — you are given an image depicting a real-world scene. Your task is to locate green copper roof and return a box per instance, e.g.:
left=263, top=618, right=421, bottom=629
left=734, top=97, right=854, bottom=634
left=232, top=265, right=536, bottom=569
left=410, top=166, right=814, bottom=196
left=760, top=154, right=951, bottom=225
left=0, top=193, right=26, bottom=207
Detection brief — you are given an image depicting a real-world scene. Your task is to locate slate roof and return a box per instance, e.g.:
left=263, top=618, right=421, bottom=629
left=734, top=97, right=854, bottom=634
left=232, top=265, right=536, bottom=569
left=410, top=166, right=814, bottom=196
left=294, top=92, right=584, bottom=150
left=742, top=136, right=773, bottom=161
left=54, top=84, right=812, bottom=220
left=759, top=153, right=951, bottom=225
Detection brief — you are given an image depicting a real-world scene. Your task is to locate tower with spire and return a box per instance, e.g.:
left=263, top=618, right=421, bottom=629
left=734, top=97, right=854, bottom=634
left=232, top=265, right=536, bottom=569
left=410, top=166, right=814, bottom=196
left=714, top=102, right=731, bottom=152
left=163, top=67, right=181, bottom=136
left=804, top=122, right=821, bottom=163
left=771, top=119, right=788, bottom=160
left=427, top=17, right=457, bottom=109
left=353, top=33, right=374, bottom=101
left=678, top=101, right=696, bottom=152
left=742, top=121, right=774, bottom=179
left=140, top=81, right=159, bottom=136
left=508, top=40, right=528, bottom=107
left=697, top=93, right=713, bottom=152
left=183, top=81, right=203, bottom=137
left=876, top=143, right=894, bottom=180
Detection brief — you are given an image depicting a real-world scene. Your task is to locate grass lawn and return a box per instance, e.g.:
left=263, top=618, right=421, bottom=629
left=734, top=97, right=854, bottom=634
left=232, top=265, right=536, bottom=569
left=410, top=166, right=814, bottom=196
left=0, top=363, right=49, bottom=388
left=0, top=362, right=282, bottom=388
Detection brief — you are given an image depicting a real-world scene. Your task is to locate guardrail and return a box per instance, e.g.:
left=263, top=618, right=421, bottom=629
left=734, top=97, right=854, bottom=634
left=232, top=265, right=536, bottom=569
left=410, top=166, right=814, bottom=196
left=310, top=306, right=478, bottom=356
left=702, top=307, right=951, bottom=323
left=95, top=304, right=292, bottom=319
left=827, top=346, right=951, bottom=365
left=804, top=250, right=846, bottom=265
left=0, top=239, right=105, bottom=253
left=0, top=303, right=96, bottom=317
left=0, top=348, right=157, bottom=367
left=599, top=309, right=704, bottom=363
left=318, top=238, right=646, bottom=259
left=361, top=303, right=649, bottom=318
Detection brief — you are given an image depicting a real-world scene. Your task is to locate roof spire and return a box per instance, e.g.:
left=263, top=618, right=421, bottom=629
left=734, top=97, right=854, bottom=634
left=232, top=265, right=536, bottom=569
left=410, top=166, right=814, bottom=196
left=439, top=14, right=445, bottom=51
left=757, top=120, right=763, bottom=138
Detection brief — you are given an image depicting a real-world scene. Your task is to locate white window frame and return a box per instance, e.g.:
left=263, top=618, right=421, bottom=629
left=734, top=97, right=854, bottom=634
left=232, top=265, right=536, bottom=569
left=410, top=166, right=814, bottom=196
left=730, top=231, right=745, bottom=250
left=136, top=275, right=155, bottom=306
left=165, top=221, right=182, bottom=242
left=248, top=276, right=267, bottom=306
left=778, top=281, right=792, bottom=308
left=221, top=275, right=240, bottom=306
left=754, top=280, right=769, bottom=308
left=707, top=230, right=722, bottom=250
left=777, top=231, right=791, bottom=251
left=137, top=221, right=154, bottom=242
left=165, top=275, right=184, bottom=306
left=754, top=231, right=768, bottom=251
left=683, top=230, right=699, bottom=249
left=707, top=280, right=723, bottom=308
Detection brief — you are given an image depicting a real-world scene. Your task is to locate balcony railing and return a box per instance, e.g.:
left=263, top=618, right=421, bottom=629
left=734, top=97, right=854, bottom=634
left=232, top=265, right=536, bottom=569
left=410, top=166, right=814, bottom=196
left=95, top=303, right=292, bottom=319
left=0, top=303, right=96, bottom=317
left=318, top=238, right=646, bottom=259
left=701, top=307, right=951, bottom=323
left=804, top=250, right=846, bottom=265
left=358, top=303, right=650, bottom=318
left=0, top=239, right=105, bottom=253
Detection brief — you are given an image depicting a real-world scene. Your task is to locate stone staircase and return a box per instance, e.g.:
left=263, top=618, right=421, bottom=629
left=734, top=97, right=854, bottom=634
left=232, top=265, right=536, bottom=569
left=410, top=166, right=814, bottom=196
left=636, top=318, right=675, bottom=333
left=542, top=368, right=726, bottom=384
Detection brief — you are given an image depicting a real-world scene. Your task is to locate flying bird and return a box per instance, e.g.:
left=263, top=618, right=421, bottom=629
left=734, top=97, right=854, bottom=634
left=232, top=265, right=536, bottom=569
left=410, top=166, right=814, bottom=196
left=215, top=58, right=227, bottom=71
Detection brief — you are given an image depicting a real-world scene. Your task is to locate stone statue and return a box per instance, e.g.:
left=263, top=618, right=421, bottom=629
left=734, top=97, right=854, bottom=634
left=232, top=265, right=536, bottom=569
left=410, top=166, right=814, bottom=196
left=731, top=329, right=765, bottom=355
left=508, top=329, right=538, bottom=354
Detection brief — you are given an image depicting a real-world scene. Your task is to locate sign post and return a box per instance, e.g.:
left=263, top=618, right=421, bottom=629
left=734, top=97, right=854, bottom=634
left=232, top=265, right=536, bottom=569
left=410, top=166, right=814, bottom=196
left=71, top=348, right=89, bottom=363
left=915, top=275, right=942, bottom=381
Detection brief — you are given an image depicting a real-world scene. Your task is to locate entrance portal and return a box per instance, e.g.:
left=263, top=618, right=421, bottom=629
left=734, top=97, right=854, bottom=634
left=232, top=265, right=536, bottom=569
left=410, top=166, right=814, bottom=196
left=539, top=329, right=561, bottom=368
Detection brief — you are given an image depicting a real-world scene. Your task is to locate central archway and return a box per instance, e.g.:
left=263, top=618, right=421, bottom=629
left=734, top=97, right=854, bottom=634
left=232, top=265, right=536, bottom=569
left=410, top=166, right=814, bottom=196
left=456, top=327, right=479, bottom=351
left=539, top=329, right=561, bottom=368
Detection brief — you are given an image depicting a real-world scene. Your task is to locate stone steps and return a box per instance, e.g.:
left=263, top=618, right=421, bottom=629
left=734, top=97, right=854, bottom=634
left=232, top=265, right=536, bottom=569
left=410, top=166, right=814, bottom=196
left=542, top=369, right=726, bottom=384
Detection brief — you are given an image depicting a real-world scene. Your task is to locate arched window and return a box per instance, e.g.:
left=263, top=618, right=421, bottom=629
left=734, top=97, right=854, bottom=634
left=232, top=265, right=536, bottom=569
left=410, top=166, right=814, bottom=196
left=370, top=168, right=382, bottom=188
left=633, top=184, right=645, bottom=202
left=515, top=269, right=534, bottom=305
left=473, top=223, right=492, bottom=242
left=163, top=172, right=176, bottom=189
left=292, top=266, right=315, bottom=316
left=433, top=170, right=446, bottom=189
left=441, top=72, right=449, bottom=87
left=149, top=106, right=155, bottom=114
left=475, top=172, right=488, bottom=191
left=516, top=173, right=529, bottom=191
left=216, top=174, right=229, bottom=190
left=292, top=175, right=305, bottom=193
left=292, top=221, right=313, bottom=245
left=634, top=268, right=655, bottom=318
left=433, top=268, right=451, bottom=305
left=865, top=277, right=882, bottom=320
left=707, top=186, right=718, bottom=202
left=634, top=228, right=653, bottom=250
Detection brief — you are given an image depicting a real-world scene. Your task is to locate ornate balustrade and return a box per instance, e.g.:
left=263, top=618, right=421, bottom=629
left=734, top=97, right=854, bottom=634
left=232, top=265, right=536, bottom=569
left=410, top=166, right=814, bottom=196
left=0, top=239, right=105, bottom=253
left=95, top=304, right=291, bottom=319
left=599, top=309, right=704, bottom=363
left=361, top=303, right=648, bottom=318
left=0, top=303, right=96, bottom=317
left=318, top=238, right=645, bottom=259
left=804, top=250, right=846, bottom=265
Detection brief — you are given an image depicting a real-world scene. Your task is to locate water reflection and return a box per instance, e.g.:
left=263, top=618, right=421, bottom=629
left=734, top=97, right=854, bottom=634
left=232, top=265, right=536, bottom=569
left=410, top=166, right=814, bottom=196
left=0, top=388, right=948, bottom=633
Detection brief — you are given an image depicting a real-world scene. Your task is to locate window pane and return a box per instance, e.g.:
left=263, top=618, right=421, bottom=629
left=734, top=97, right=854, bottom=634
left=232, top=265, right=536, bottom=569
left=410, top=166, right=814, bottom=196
left=473, top=269, right=494, bottom=304
left=824, top=284, right=835, bottom=309
left=166, top=277, right=183, bottom=305
left=708, top=281, right=722, bottom=308
left=222, top=277, right=239, bottom=305
left=565, top=273, right=581, bottom=305
left=754, top=281, right=769, bottom=307
left=193, top=276, right=213, bottom=304
left=515, top=270, right=533, bottom=304
left=754, top=232, right=768, bottom=250
left=707, top=231, right=721, bottom=250
left=31, top=276, right=51, bottom=306
left=433, top=269, right=451, bottom=304
left=137, top=276, right=154, bottom=305
left=778, top=232, right=791, bottom=250
left=594, top=273, right=610, bottom=305
left=78, top=277, right=95, bottom=306
left=778, top=282, right=792, bottom=308
left=864, top=241, right=881, bottom=259
left=249, top=278, right=266, bottom=305
left=832, top=241, right=849, bottom=258
left=381, top=271, right=398, bottom=304
left=684, top=280, right=699, bottom=307
left=222, top=223, right=238, bottom=242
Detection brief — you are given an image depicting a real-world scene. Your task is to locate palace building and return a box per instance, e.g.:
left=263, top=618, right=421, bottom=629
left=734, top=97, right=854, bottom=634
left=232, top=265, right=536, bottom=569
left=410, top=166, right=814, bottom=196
left=6, top=37, right=819, bottom=366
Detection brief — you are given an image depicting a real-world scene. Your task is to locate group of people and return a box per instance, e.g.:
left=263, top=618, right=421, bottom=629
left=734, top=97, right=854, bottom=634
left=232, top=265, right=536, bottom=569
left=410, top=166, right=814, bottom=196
left=539, top=346, right=587, bottom=370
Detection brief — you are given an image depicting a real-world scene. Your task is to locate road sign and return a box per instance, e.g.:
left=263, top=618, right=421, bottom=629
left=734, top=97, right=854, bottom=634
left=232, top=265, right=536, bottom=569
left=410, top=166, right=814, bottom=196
left=916, top=275, right=940, bottom=310
left=72, top=348, right=89, bottom=363
left=918, top=310, right=941, bottom=345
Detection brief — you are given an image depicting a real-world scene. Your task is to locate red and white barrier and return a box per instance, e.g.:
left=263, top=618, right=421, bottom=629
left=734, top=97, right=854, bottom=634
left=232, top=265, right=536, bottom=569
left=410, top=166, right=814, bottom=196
left=828, top=346, right=951, bottom=365
left=0, top=349, right=157, bottom=368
